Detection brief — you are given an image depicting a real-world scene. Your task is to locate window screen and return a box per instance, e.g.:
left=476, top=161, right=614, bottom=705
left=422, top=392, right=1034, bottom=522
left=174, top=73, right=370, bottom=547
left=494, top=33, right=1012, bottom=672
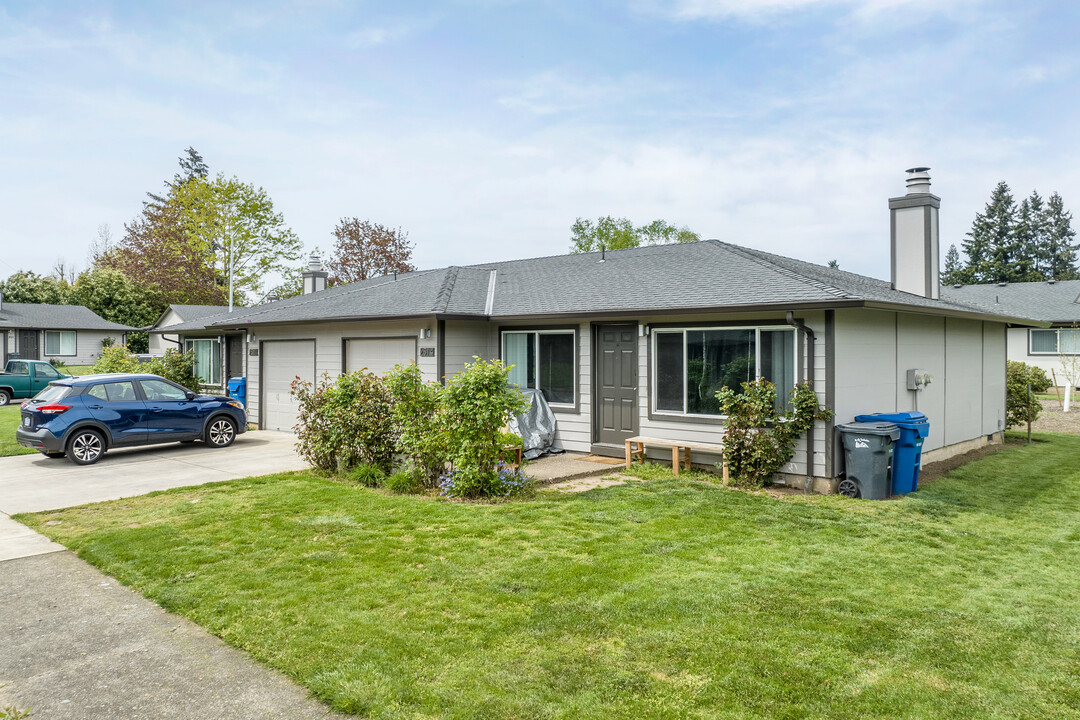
left=1030, top=329, right=1058, bottom=354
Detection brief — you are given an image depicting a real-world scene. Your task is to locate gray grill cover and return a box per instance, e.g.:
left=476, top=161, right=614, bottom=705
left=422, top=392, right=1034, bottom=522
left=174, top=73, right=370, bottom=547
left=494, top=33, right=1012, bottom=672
left=508, top=389, right=561, bottom=459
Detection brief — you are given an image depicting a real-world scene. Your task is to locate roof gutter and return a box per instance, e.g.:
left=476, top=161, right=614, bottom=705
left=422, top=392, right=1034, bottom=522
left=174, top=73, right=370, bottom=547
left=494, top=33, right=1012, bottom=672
left=862, top=301, right=1049, bottom=327
left=786, top=311, right=815, bottom=494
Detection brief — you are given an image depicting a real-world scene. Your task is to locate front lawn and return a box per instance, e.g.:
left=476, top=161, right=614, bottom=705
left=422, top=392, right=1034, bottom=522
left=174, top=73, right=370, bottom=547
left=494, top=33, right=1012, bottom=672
left=21, top=436, right=1080, bottom=718
left=0, top=405, right=35, bottom=457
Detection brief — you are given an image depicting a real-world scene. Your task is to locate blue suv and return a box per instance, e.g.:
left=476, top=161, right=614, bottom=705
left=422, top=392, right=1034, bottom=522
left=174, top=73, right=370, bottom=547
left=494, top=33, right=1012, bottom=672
left=16, top=373, right=247, bottom=465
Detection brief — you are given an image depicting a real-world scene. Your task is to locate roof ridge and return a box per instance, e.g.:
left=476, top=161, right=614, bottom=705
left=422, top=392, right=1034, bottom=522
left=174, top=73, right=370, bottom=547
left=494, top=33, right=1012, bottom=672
left=433, top=267, right=460, bottom=312
left=711, top=241, right=853, bottom=299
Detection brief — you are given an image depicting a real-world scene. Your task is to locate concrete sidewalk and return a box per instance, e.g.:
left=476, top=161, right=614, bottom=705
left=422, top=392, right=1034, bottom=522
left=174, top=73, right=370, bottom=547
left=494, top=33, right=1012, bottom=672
left=0, top=552, right=338, bottom=719
left=0, top=431, right=335, bottom=718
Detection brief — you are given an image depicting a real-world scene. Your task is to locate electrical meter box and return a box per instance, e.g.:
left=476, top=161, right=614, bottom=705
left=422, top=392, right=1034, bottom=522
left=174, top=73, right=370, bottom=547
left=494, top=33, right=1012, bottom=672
left=906, top=369, right=933, bottom=391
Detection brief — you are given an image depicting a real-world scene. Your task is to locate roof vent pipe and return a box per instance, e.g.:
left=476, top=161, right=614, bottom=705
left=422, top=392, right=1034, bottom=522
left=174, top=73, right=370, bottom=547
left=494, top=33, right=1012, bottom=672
left=600, top=244, right=606, bottom=262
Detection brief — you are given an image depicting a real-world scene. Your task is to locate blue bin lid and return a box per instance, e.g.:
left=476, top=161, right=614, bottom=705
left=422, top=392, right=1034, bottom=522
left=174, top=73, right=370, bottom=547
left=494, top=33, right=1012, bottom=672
left=855, top=412, right=929, bottom=436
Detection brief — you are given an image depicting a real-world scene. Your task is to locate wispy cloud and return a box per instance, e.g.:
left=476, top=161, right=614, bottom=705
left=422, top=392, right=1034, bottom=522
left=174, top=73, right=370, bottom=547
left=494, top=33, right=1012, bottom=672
left=637, top=0, right=978, bottom=23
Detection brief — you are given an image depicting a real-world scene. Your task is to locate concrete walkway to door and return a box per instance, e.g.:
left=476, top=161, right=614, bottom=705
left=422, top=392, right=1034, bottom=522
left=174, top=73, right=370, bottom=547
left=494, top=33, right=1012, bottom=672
left=0, top=431, right=339, bottom=718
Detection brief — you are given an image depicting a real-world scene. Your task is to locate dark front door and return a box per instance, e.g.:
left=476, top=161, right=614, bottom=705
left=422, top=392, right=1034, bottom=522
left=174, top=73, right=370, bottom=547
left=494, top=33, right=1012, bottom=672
left=226, top=335, right=243, bottom=380
left=18, top=330, right=39, bottom=360
left=595, top=324, right=638, bottom=445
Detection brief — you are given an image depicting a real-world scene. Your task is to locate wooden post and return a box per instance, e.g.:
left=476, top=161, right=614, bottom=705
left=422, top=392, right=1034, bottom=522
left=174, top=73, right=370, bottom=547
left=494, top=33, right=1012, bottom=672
left=1052, top=369, right=1063, bottom=409
left=1027, top=383, right=1032, bottom=444
left=671, top=446, right=680, bottom=477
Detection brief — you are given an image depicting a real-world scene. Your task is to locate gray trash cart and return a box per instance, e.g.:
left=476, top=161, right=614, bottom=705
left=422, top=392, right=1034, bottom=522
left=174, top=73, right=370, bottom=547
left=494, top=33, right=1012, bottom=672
left=837, top=421, right=900, bottom=499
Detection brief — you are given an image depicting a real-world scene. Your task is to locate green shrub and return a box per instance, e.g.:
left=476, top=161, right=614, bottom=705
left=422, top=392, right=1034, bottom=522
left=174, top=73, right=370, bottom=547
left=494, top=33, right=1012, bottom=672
left=498, top=431, right=523, bottom=448
left=439, top=358, right=529, bottom=498
left=385, top=363, right=449, bottom=487
left=291, top=371, right=396, bottom=473
left=91, top=344, right=142, bottom=374
left=1006, top=361, right=1047, bottom=428
left=48, top=357, right=68, bottom=371
left=716, top=379, right=833, bottom=489
left=383, top=467, right=426, bottom=494
left=147, top=349, right=200, bottom=392
left=345, top=463, right=387, bottom=487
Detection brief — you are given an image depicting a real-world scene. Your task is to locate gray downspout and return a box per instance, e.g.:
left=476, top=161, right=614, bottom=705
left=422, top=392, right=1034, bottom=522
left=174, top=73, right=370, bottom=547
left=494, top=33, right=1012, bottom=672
left=786, top=311, right=815, bottom=494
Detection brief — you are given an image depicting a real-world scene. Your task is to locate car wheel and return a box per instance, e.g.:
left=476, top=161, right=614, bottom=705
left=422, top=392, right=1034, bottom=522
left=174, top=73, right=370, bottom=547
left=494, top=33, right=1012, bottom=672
left=205, top=416, right=236, bottom=448
left=43, top=452, right=66, bottom=459
left=0, top=389, right=10, bottom=406
left=67, top=429, right=105, bottom=466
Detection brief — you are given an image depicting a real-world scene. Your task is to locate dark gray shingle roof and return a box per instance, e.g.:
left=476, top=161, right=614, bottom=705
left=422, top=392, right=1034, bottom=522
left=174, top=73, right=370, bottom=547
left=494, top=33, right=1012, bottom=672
left=942, top=280, right=1080, bottom=323
left=166, top=240, right=1036, bottom=331
left=0, top=302, right=136, bottom=331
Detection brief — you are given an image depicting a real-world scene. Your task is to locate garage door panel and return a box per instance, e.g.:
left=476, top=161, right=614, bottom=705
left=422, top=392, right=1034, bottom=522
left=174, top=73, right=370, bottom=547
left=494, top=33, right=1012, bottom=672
left=262, top=340, right=315, bottom=431
left=345, top=338, right=417, bottom=375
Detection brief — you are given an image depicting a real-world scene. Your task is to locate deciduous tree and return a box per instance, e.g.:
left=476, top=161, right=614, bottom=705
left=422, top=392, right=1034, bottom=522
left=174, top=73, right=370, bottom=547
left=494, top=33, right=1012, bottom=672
left=327, top=218, right=415, bottom=284
left=0, top=271, right=71, bottom=304
left=569, top=216, right=700, bottom=253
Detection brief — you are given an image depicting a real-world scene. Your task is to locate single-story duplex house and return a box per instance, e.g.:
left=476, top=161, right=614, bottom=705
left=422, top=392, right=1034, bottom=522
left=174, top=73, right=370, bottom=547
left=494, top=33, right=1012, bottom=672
left=944, top=280, right=1080, bottom=386
left=158, top=170, right=1038, bottom=491
left=0, top=296, right=134, bottom=366
left=148, top=304, right=245, bottom=389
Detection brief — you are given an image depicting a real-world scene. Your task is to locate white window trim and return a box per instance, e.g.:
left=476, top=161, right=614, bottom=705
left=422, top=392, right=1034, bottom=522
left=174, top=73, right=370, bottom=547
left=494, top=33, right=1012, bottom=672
left=651, top=325, right=798, bottom=419
left=1029, top=328, right=1080, bottom=355
left=186, top=337, right=223, bottom=386
left=44, top=330, right=77, bottom=357
left=500, top=329, right=576, bottom=407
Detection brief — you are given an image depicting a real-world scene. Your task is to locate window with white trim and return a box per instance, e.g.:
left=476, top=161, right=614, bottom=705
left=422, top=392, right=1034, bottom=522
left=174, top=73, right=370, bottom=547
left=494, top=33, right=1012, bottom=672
left=185, top=338, right=222, bottom=385
left=44, top=331, right=76, bottom=356
left=653, top=326, right=797, bottom=416
left=501, top=330, right=575, bottom=406
left=1030, top=328, right=1080, bottom=355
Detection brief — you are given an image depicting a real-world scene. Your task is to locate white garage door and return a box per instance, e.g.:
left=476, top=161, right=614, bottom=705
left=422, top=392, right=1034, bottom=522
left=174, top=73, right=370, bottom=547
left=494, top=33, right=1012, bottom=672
left=345, top=337, right=417, bottom=375
left=261, top=340, right=316, bottom=431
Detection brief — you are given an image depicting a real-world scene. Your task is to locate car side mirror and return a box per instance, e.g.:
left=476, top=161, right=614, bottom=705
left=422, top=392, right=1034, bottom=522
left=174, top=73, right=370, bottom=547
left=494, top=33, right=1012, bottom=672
left=186, top=391, right=196, bottom=400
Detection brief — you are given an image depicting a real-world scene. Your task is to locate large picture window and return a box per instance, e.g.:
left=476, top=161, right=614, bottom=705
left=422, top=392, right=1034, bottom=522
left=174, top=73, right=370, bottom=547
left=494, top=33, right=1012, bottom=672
left=1030, top=328, right=1080, bottom=355
left=652, top=326, right=797, bottom=416
left=44, top=331, right=76, bottom=356
left=502, top=330, right=575, bottom=406
left=186, top=338, right=222, bottom=385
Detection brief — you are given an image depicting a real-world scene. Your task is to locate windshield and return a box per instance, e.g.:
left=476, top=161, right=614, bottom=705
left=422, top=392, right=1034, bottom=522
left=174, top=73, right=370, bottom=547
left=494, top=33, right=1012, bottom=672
left=31, top=384, right=72, bottom=404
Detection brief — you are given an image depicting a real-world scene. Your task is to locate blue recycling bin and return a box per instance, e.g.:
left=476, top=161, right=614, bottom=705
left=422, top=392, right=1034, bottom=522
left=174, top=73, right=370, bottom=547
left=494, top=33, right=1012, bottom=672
left=227, top=376, right=247, bottom=405
left=855, top=412, right=929, bottom=494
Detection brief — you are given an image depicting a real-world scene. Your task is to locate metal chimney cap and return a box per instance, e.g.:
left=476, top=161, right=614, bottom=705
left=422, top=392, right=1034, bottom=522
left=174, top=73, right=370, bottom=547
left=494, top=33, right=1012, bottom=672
left=307, top=253, right=323, bottom=272
left=905, top=167, right=931, bottom=174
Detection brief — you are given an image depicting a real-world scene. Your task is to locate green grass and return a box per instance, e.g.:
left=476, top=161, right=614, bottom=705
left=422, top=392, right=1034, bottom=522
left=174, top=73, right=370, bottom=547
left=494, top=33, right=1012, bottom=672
left=61, top=364, right=96, bottom=376
left=0, top=405, right=35, bottom=457
left=20, top=436, right=1080, bottom=718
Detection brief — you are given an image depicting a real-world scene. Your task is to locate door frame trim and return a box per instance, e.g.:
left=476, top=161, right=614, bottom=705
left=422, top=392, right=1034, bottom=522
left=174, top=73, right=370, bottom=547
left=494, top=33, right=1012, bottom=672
left=591, top=322, right=639, bottom=444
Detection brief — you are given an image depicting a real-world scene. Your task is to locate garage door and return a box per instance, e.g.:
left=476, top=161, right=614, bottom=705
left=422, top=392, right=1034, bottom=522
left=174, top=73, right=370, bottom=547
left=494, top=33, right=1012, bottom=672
left=261, top=340, right=316, bottom=431
left=345, top=337, right=417, bottom=375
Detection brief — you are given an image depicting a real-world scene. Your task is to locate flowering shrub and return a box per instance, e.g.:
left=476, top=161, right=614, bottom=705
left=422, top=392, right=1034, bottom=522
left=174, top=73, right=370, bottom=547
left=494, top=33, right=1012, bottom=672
left=291, top=371, right=395, bottom=472
left=439, top=358, right=529, bottom=498
left=440, top=463, right=533, bottom=499
left=716, top=379, right=832, bottom=489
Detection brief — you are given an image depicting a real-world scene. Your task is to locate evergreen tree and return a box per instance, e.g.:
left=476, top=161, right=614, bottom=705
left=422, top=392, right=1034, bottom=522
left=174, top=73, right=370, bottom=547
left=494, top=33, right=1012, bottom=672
left=1026, top=191, right=1049, bottom=276
left=941, top=244, right=964, bottom=285
left=1042, top=192, right=1079, bottom=280
left=962, top=181, right=1017, bottom=283
left=1011, top=197, right=1041, bottom=281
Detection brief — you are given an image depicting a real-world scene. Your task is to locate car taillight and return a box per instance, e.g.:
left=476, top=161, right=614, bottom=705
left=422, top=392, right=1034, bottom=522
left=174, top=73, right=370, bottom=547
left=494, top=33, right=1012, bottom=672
left=38, top=404, right=72, bottom=415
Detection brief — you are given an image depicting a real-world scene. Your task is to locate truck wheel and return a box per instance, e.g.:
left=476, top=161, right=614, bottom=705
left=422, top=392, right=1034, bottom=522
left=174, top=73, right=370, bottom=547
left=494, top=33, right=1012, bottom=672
left=67, top=429, right=105, bottom=466
left=0, top=390, right=10, bottom=406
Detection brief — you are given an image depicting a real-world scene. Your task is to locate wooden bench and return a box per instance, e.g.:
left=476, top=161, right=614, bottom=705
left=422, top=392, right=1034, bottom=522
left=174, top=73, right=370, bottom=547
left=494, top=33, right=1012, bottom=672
left=624, top=436, right=728, bottom=480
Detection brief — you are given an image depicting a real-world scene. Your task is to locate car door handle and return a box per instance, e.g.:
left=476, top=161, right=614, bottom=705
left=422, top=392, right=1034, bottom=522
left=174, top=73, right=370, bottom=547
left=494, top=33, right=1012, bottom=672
left=87, top=404, right=103, bottom=410
left=150, top=407, right=163, bottom=412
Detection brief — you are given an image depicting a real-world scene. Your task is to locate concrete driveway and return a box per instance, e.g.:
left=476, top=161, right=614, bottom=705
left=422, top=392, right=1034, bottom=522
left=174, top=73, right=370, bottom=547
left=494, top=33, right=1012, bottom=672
left=0, top=431, right=339, bottom=718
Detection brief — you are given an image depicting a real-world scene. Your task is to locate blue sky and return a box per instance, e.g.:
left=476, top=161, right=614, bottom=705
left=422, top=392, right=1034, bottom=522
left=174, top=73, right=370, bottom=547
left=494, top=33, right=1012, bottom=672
left=1, top=0, right=1077, bottom=287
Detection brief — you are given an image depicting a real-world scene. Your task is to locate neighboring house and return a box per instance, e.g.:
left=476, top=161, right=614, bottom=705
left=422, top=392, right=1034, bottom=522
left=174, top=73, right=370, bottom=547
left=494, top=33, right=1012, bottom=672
left=148, top=304, right=244, bottom=389
left=944, top=280, right=1080, bottom=386
left=0, top=297, right=134, bottom=366
left=155, top=169, right=1037, bottom=491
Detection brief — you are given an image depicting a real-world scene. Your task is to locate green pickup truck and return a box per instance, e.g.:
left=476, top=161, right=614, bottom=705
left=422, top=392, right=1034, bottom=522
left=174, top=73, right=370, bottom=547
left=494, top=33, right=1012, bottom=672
left=0, top=360, right=72, bottom=405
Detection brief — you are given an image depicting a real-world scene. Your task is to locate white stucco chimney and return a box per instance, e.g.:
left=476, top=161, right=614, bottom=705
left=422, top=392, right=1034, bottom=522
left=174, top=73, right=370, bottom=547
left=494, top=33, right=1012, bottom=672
left=889, top=167, right=940, bottom=299
left=302, top=253, right=328, bottom=294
